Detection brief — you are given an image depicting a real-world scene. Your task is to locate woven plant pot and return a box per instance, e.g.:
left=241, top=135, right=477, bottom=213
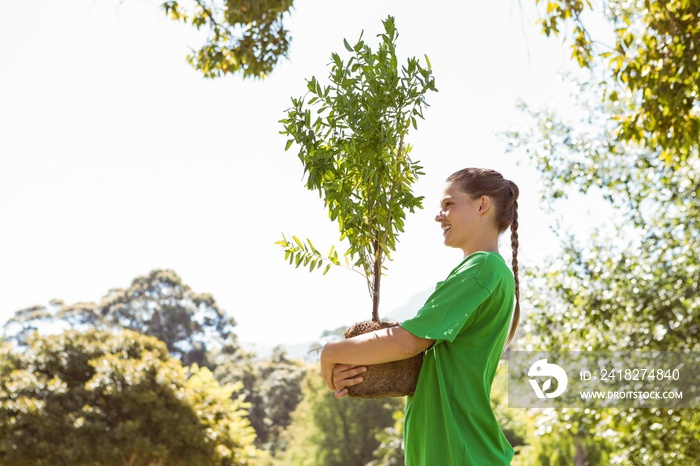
left=343, top=320, right=424, bottom=398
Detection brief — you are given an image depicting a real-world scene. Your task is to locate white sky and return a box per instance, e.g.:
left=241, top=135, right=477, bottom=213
left=0, top=0, right=588, bottom=346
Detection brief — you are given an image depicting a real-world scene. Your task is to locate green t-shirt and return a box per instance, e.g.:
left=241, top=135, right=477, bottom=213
left=400, top=251, right=515, bottom=466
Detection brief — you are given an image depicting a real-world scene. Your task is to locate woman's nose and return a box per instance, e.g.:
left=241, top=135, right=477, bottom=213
left=435, top=211, right=445, bottom=222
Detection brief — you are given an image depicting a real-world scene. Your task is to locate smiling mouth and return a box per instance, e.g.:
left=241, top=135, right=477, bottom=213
left=441, top=225, right=451, bottom=233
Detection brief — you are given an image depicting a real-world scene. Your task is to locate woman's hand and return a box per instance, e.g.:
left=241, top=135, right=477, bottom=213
left=321, top=342, right=367, bottom=398
left=331, top=364, right=367, bottom=398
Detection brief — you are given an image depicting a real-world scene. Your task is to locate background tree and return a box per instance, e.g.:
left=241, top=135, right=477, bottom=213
left=278, top=15, right=437, bottom=322
left=533, top=0, right=699, bottom=166
left=0, top=271, right=308, bottom=462
left=215, top=346, right=306, bottom=456
left=490, top=363, right=528, bottom=455
left=275, top=366, right=403, bottom=466
left=3, top=269, right=241, bottom=368
left=2, top=303, right=55, bottom=347
left=505, top=1, right=700, bottom=463
left=161, top=0, right=294, bottom=79
left=0, top=329, right=259, bottom=466
left=367, top=410, right=405, bottom=466
left=94, top=269, right=239, bottom=367
left=508, top=89, right=699, bottom=464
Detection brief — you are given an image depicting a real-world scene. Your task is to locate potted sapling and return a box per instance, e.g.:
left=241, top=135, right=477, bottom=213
left=277, top=16, right=437, bottom=398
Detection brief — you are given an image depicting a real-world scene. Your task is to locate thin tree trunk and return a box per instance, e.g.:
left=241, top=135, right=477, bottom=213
left=372, top=239, right=381, bottom=322
left=574, top=434, right=588, bottom=466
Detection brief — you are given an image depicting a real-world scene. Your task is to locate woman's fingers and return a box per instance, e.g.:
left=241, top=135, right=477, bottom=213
left=332, top=364, right=367, bottom=390
left=334, top=364, right=367, bottom=378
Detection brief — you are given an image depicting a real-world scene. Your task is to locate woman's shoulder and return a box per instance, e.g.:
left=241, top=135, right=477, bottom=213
left=451, top=251, right=511, bottom=289
left=454, top=251, right=507, bottom=273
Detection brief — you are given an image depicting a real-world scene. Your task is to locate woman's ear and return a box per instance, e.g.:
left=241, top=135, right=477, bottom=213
left=477, top=196, right=491, bottom=214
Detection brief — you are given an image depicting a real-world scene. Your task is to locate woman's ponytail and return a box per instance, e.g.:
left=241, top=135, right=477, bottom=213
left=505, top=192, right=519, bottom=348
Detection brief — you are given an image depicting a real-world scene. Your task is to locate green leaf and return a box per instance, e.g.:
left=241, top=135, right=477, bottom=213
left=343, top=38, right=353, bottom=52
left=292, top=236, right=303, bottom=249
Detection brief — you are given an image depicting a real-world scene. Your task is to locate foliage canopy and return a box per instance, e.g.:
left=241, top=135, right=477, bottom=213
left=534, top=0, right=700, bottom=166
left=0, top=329, right=258, bottom=466
left=162, top=0, right=294, bottom=79
left=3, top=269, right=240, bottom=368
left=505, top=1, right=700, bottom=463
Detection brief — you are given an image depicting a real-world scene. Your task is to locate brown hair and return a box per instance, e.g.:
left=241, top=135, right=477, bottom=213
left=446, top=168, right=520, bottom=348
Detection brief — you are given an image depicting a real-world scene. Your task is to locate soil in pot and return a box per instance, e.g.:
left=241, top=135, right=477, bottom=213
left=343, top=320, right=424, bottom=398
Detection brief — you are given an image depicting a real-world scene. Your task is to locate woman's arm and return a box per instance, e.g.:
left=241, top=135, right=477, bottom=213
left=320, top=326, right=434, bottom=397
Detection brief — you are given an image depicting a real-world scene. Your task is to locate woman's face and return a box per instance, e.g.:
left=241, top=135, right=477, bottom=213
left=434, top=181, right=484, bottom=252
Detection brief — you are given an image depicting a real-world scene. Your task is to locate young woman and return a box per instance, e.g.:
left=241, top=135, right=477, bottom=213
left=320, top=167, right=519, bottom=465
